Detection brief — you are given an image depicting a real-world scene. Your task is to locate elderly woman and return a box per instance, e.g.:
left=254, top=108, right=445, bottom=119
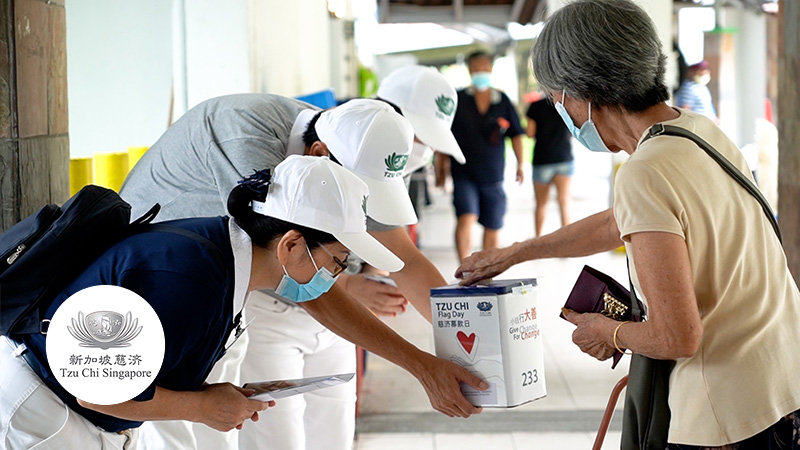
left=456, top=0, right=800, bottom=448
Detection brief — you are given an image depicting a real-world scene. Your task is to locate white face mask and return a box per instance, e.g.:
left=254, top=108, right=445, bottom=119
left=693, top=74, right=711, bottom=86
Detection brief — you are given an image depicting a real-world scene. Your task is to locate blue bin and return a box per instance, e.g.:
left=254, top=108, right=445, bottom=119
left=295, top=89, right=337, bottom=109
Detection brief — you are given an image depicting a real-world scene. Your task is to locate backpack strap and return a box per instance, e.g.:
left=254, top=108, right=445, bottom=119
left=144, top=224, right=229, bottom=279
left=132, top=204, right=161, bottom=225
left=642, top=124, right=782, bottom=243
left=147, top=224, right=241, bottom=335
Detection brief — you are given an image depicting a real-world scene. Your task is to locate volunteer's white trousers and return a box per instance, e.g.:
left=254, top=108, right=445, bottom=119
left=0, top=337, right=138, bottom=450
left=237, top=292, right=357, bottom=450
left=137, top=318, right=250, bottom=450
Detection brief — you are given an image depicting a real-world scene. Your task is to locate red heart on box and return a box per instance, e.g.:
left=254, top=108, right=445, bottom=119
left=457, top=331, right=476, bottom=355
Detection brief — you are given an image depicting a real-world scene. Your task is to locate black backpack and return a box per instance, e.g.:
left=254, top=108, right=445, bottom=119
left=0, top=185, right=159, bottom=337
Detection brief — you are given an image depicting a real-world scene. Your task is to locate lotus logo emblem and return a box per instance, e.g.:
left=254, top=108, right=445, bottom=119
left=476, top=301, right=493, bottom=312
left=435, top=95, right=455, bottom=116
left=361, top=195, right=369, bottom=225
left=384, top=152, right=409, bottom=172
left=68, top=311, right=142, bottom=350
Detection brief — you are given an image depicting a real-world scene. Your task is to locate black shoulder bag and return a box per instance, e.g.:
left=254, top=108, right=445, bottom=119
left=620, top=124, right=782, bottom=450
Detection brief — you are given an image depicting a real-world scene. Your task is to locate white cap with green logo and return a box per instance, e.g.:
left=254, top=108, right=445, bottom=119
left=314, top=99, right=418, bottom=227
left=254, top=155, right=404, bottom=272
left=376, top=65, right=466, bottom=165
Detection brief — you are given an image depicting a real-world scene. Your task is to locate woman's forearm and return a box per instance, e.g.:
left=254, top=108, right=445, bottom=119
left=77, top=383, right=270, bottom=432
left=513, top=208, right=622, bottom=263
left=78, top=386, right=201, bottom=423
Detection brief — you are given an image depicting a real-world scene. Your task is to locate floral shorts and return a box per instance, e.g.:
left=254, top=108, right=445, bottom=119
left=666, top=408, right=800, bottom=450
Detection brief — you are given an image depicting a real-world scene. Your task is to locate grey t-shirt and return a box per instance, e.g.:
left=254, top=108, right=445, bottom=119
left=120, top=94, right=316, bottom=220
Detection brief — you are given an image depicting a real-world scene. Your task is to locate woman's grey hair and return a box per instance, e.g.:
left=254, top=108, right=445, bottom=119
left=532, top=0, right=670, bottom=112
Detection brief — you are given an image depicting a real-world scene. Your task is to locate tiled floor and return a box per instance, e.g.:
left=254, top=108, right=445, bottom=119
left=355, top=432, right=623, bottom=450
left=354, top=149, right=630, bottom=449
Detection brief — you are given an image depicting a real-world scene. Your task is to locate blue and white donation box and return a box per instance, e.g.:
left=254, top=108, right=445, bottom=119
left=430, top=279, right=546, bottom=407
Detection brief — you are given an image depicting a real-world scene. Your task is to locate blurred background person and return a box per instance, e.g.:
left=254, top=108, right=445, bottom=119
left=525, top=95, right=574, bottom=237
left=674, top=60, right=718, bottom=121
left=437, top=51, right=525, bottom=262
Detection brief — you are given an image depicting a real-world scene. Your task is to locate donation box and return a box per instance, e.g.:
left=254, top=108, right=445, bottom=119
left=430, top=279, right=546, bottom=407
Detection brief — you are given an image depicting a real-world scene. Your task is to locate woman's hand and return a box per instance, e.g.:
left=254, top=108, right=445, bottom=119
left=455, top=244, right=518, bottom=285
left=342, top=274, right=408, bottom=316
left=196, top=383, right=274, bottom=431
left=410, top=353, right=488, bottom=418
left=562, top=309, right=618, bottom=361
left=77, top=384, right=274, bottom=431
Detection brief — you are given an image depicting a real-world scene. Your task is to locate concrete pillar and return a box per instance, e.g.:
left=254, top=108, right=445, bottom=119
left=734, top=11, right=766, bottom=148
left=778, top=0, right=800, bottom=282
left=704, top=31, right=736, bottom=137
left=705, top=8, right=767, bottom=147
left=0, top=0, right=69, bottom=231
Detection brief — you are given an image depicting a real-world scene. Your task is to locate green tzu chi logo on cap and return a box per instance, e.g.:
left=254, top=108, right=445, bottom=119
left=361, top=195, right=369, bottom=225
left=435, top=95, right=455, bottom=117
left=384, top=152, right=408, bottom=179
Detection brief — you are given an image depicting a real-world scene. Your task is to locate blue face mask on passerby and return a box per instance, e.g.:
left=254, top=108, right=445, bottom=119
left=471, top=72, right=492, bottom=91
left=554, top=90, right=611, bottom=153
left=275, top=245, right=337, bottom=303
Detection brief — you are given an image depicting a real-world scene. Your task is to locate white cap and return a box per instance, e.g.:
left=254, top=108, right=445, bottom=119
left=253, top=155, right=404, bottom=272
left=314, top=99, right=418, bottom=226
left=376, top=65, right=466, bottom=164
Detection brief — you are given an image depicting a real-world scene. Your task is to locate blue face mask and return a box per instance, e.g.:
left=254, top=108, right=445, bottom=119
left=471, top=72, right=492, bottom=91
left=554, top=90, right=611, bottom=153
left=275, top=245, right=336, bottom=303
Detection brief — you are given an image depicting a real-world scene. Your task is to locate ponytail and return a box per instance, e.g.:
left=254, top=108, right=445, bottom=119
left=227, top=169, right=336, bottom=249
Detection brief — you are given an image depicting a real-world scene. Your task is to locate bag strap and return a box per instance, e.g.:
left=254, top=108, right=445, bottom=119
left=122, top=203, right=226, bottom=273
left=145, top=224, right=229, bottom=279
left=642, top=124, right=782, bottom=243
left=131, top=204, right=161, bottom=226
left=148, top=224, right=241, bottom=333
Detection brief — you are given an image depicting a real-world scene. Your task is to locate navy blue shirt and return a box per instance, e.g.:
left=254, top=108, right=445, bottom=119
left=22, top=217, right=236, bottom=432
left=525, top=99, right=573, bottom=166
left=450, top=87, right=524, bottom=184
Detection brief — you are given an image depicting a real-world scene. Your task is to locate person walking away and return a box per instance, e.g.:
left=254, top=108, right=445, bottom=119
left=525, top=96, right=574, bottom=236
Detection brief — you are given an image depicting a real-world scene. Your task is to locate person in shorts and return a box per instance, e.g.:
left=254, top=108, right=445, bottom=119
left=439, top=51, right=525, bottom=261
left=526, top=96, right=574, bottom=236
